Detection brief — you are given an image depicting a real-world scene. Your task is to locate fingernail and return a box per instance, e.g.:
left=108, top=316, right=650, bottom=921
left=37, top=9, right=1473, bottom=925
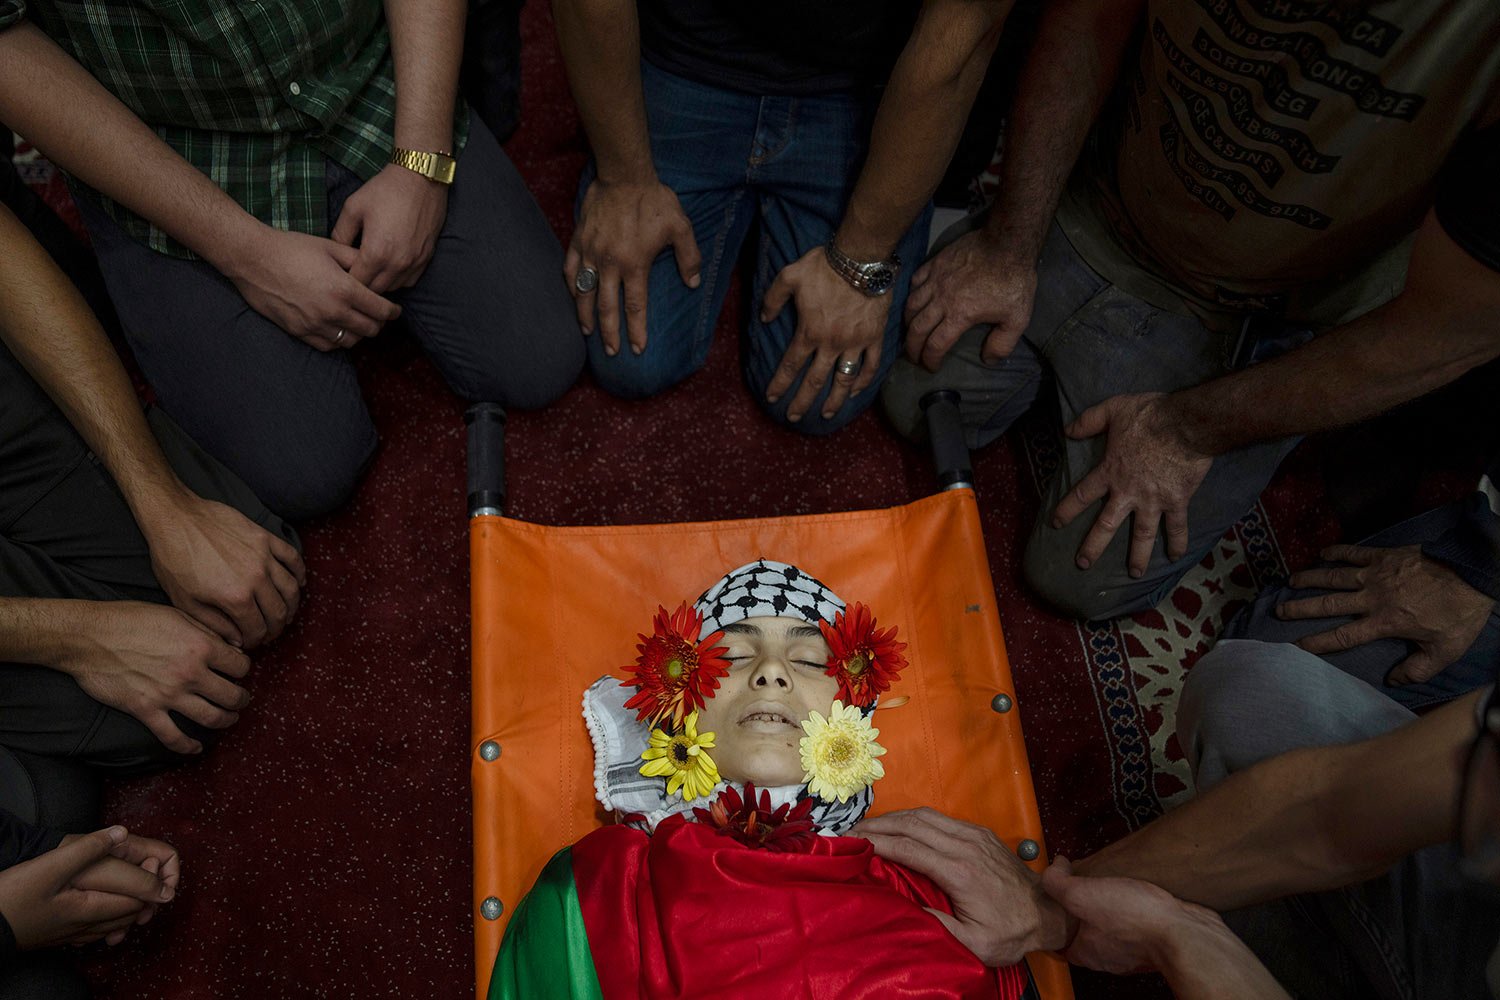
left=821, top=410, right=834, bottom=419
left=107, top=825, right=127, bottom=843
left=1076, top=557, right=1090, bottom=570
left=631, top=344, right=643, bottom=356
left=787, top=412, right=802, bottom=423
left=580, top=324, right=591, bottom=336
left=1051, top=518, right=1062, bottom=530
left=766, top=394, right=779, bottom=404
left=1129, top=567, right=1143, bottom=579
left=759, top=312, right=769, bottom=323
left=160, top=885, right=174, bottom=901
left=604, top=346, right=617, bottom=357
left=689, top=275, right=702, bottom=288
left=1275, top=604, right=1286, bottom=618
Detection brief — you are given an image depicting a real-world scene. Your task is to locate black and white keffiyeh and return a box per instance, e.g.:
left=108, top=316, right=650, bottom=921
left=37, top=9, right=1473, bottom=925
left=693, top=559, right=844, bottom=637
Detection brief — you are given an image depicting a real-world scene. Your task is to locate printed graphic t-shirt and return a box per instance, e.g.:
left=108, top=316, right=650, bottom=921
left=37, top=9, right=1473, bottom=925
left=1058, top=0, right=1500, bottom=329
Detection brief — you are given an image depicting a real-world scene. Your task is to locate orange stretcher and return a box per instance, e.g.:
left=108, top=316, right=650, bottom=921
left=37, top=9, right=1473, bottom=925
left=467, top=396, right=1073, bottom=1000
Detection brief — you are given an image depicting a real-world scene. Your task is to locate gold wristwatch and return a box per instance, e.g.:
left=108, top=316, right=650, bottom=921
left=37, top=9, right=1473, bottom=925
left=390, top=146, right=457, bottom=185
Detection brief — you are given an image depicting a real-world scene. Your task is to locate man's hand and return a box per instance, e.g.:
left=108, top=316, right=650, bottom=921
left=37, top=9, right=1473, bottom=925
left=1276, top=544, right=1496, bottom=685
left=1039, top=856, right=1221, bottom=976
left=140, top=491, right=305, bottom=649
left=57, top=602, right=252, bottom=755
left=223, top=226, right=402, bottom=351
left=565, top=178, right=701, bottom=357
left=330, top=164, right=449, bottom=295
left=762, top=249, right=891, bottom=423
left=904, top=229, right=1038, bottom=372
left=1051, top=392, right=1213, bottom=578
left=0, top=827, right=171, bottom=951
left=853, top=808, right=1070, bottom=966
left=63, top=830, right=181, bottom=944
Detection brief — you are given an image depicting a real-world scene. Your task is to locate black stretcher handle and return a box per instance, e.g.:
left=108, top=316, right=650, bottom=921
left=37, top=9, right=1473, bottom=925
left=920, top=390, right=974, bottom=492
left=465, top=403, right=507, bottom=517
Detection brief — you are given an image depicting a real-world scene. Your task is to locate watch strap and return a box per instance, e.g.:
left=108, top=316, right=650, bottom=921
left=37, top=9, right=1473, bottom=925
left=823, top=240, right=901, bottom=295
left=391, top=147, right=457, bottom=185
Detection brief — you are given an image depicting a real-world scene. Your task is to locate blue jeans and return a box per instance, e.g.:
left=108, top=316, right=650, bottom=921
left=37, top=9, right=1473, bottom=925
left=577, top=61, right=934, bottom=435
left=1224, top=502, right=1500, bottom=710
left=1180, top=644, right=1500, bottom=1000
left=881, top=211, right=1303, bottom=619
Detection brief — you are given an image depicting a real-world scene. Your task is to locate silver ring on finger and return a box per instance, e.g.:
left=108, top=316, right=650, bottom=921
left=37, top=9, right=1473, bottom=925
left=836, top=358, right=861, bottom=377
left=334, top=329, right=346, bottom=345
left=574, top=266, right=599, bottom=294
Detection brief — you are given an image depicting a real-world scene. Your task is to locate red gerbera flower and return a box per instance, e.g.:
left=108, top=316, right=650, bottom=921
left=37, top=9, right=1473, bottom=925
left=820, top=602, right=908, bottom=708
left=621, top=602, right=731, bottom=726
left=692, top=782, right=819, bottom=852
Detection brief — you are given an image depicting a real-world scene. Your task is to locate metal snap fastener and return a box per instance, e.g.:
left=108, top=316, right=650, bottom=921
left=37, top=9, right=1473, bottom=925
left=288, top=81, right=302, bottom=96
left=1016, top=839, right=1040, bottom=861
left=990, top=692, right=1013, bottom=714
left=480, top=896, right=504, bottom=920
left=479, top=741, right=501, bottom=762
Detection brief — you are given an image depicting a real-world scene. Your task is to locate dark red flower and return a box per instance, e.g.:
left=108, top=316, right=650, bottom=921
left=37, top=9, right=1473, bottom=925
left=820, top=602, right=907, bottom=708
left=621, top=602, right=731, bottom=726
left=692, top=782, right=819, bottom=852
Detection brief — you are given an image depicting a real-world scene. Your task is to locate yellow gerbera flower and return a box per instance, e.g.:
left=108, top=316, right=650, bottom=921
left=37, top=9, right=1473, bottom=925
left=800, top=700, right=887, bottom=804
left=639, top=711, right=720, bottom=802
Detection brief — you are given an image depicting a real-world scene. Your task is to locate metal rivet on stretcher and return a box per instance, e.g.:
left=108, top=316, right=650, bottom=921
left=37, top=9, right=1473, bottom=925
left=990, top=693, right=1013, bottom=714
left=479, top=741, right=501, bottom=761
left=1016, top=839, right=1040, bottom=862
left=481, top=896, right=504, bottom=920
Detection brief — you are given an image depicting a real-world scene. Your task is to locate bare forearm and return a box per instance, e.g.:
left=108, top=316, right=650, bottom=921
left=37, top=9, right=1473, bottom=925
left=982, top=0, right=1143, bottom=259
left=1078, top=693, right=1475, bottom=909
left=0, top=598, right=94, bottom=669
left=1158, top=918, right=1291, bottom=1000
left=0, top=23, right=261, bottom=273
left=384, top=0, right=465, bottom=153
left=0, top=207, right=188, bottom=528
left=552, top=0, right=654, bottom=183
left=1168, top=212, right=1500, bottom=457
left=836, top=0, right=1009, bottom=260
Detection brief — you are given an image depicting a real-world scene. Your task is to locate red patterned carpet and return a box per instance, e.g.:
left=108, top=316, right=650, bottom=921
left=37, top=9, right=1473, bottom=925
left=6, top=6, right=1409, bottom=999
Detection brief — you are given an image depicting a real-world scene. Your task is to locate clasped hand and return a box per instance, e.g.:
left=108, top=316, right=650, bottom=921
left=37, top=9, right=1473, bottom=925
left=227, top=164, right=449, bottom=350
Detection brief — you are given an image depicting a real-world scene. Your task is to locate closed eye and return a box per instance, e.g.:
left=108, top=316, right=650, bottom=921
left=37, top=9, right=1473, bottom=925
left=793, top=660, right=826, bottom=670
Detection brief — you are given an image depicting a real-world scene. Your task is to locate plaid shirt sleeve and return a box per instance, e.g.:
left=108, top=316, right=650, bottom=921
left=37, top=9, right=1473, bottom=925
left=20, top=0, right=466, bottom=258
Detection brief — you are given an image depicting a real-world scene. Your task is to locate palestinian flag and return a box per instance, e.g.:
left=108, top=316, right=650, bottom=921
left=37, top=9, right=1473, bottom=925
left=490, top=816, right=1038, bottom=999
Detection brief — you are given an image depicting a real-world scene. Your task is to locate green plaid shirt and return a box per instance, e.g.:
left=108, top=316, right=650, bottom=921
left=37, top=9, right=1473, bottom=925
left=0, top=0, right=467, bottom=258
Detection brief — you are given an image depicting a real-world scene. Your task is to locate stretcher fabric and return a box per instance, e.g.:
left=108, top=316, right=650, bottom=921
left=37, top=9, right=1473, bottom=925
left=470, top=489, right=1072, bottom=999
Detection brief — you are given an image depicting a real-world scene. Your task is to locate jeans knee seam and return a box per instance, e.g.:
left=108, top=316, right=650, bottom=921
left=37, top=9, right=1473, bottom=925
left=695, top=189, right=749, bottom=356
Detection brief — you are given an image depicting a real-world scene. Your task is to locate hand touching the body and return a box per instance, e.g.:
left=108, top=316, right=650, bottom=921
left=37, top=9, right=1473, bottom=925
left=1051, top=392, right=1213, bottom=578
left=762, top=248, right=890, bottom=423
left=57, top=602, right=252, bottom=754
left=141, top=492, right=305, bottom=649
left=331, top=163, right=449, bottom=295
left=223, top=226, right=401, bottom=351
left=853, top=808, right=1070, bottom=966
left=904, top=229, right=1037, bottom=372
left=0, top=827, right=174, bottom=951
left=1275, top=544, right=1495, bottom=684
left=565, top=178, right=701, bottom=357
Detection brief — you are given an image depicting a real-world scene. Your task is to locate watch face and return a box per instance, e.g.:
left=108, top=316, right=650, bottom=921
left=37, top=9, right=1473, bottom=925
left=864, top=264, right=896, bottom=296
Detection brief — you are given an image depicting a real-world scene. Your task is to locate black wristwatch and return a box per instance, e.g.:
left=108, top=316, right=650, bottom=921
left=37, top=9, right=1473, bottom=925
left=823, top=240, right=901, bottom=297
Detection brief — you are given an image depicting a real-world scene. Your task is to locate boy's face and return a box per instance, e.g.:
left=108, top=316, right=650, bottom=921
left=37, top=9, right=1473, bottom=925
left=696, top=616, right=839, bottom=787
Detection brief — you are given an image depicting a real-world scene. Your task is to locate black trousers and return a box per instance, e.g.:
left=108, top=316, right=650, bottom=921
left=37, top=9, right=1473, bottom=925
left=77, top=110, right=584, bottom=521
left=0, top=335, right=299, bottom=827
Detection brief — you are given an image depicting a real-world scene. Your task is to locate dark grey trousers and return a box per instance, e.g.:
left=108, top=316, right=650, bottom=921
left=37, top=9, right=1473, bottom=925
left=77, top=110, right=584, bottom=521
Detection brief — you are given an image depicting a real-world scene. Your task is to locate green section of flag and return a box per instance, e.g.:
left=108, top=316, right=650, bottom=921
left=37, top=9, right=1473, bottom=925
left=488, top=848, right=604, bottom=1000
